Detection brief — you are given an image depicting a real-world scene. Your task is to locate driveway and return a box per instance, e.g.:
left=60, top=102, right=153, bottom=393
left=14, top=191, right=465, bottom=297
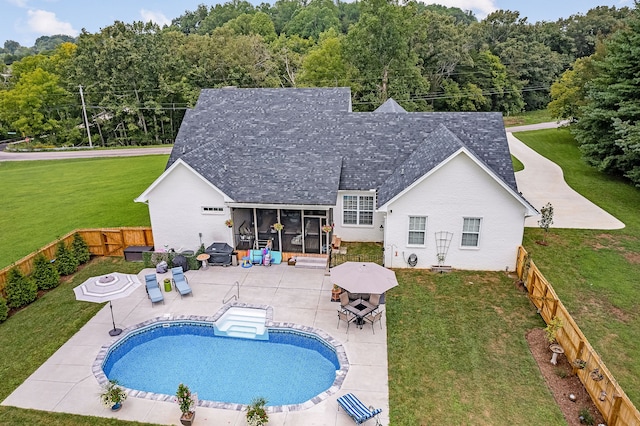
left=506, top=124, right=624, bottom=230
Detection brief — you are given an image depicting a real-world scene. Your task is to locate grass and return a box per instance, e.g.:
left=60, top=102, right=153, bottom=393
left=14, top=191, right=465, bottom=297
left=0, top=156, right=168, bottom=269
left=515, top=128, right=640, bottom=406
left=0, top=257, right=158, bottom=425
left=503, top=109, right=554, bottom=127
left=387, top=270, right=564, bottom=425
left=511, top=155, right=524, bottom=172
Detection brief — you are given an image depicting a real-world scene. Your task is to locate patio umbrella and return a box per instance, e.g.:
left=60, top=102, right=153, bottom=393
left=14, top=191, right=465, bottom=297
left=73, top=272, right=142, bottom=336
left=330, top=262, right=399, bottom=294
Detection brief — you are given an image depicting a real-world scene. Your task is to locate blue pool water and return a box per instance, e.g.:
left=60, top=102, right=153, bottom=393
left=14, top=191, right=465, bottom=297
left=102, top=322, right=340, bottom=406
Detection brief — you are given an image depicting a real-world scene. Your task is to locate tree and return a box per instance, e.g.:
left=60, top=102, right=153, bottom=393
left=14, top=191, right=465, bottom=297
left=6, top=267, right=37, bottom=309
left=344, top=0, right=428, bottom=110
left=548, top=56, right=598, bottom=122
left=572, top=4, right=640, bottom=186
left=32, top=253, right=60, bottom=290
left=72, top=233, right=91, bottom=264
left=283, top=0, right=341, bottom=40
left=537, top=202, right=554, bottom=244
left=298, top=28, right=355, bottom=87
left=55, top=240, right=78, bottom=276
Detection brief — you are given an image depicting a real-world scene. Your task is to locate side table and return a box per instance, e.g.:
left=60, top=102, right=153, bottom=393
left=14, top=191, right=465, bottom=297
left=196, top=253, right=210, bottom=270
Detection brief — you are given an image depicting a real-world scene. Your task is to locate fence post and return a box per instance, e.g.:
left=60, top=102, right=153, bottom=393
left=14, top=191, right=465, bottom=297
left=609, top=394, right=622, bottom=426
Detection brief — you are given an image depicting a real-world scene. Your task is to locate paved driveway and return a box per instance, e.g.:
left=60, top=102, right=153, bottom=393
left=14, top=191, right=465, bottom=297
left=506, top=125, right=624, bottom=230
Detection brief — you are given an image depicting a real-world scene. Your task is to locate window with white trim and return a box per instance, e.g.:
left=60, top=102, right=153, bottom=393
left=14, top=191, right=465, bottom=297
left=343, top=195, right=374, bottom=225
left=202, top=206, right=224, bottom=215
left=408, top=216, right=427, bottom=245
left=461, top=217, right=481, bottom=247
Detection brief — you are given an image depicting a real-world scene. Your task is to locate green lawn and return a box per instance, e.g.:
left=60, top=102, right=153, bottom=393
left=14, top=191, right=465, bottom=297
left=0, top=257, right=158, bottom=425
left=0, top=156, right=168, bottom=269
left=515, top=128, right=640, bottom=407
left=503, top=109, right=554, bottom=127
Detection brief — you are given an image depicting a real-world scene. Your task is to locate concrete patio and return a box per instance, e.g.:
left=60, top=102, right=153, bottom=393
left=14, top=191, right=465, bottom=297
left=2, top=263, right=390, bottom=425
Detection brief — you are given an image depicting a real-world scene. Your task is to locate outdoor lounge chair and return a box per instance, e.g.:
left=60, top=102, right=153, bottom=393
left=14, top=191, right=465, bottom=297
left=144, top=274, right=164, bottom=306
left=337, top=393, right=382, bottom=425
left=171, top=267, right=193, bottom=298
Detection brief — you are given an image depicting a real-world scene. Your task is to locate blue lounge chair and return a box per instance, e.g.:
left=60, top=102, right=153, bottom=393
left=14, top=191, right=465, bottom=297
left=171, top=267, right=193, bottom=298
left=337, top=393, right=382, bottom=425
left=144, top=274, right=164, bottom=306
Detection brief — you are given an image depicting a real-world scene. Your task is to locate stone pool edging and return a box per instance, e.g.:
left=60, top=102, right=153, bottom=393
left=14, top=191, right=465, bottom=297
left=91, top=302, right=349, bottom=413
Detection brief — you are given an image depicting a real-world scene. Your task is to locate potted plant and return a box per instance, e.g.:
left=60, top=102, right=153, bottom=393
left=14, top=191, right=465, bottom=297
left=321, top=225, right=333, bottom=233
left=246, top=397, right=268, bottom=426
left=100, top=379, right=127, bottom=411
left=273, top=222, right=284, bottom=232
left=225, top=219, right=233, bottom=228
left=331, top=284, right=342, bottom=301
left=176, top=383, right=196, bottom=425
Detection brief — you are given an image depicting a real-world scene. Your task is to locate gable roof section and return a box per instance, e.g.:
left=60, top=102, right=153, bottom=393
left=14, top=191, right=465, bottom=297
left=166, top=88, right=523, bottom=207
left=374, top=98, right=407, bottom=113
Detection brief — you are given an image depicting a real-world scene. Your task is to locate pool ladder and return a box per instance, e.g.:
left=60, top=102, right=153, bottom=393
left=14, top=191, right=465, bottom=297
left=222, top=281, right=239, bottom=304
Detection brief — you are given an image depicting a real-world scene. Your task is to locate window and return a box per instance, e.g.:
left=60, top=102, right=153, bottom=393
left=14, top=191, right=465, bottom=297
left=461, top=218, right=481, bottom=247
left=408, top=216, right=427, bottom=245
left=343, top=195, right=374, bottom=225
left=202, top=206, right=224, bottom=215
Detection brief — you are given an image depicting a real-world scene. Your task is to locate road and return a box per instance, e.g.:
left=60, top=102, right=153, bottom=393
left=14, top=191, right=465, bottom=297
left=0, top=146, right=171, bottom=161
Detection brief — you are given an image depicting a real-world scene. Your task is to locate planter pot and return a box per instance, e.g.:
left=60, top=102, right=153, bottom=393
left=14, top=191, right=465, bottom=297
left=180, top=411, right=196, bottom=426
left=111, top=402, right=122, bottom=411
left=164, top=280, right=172, bottom=292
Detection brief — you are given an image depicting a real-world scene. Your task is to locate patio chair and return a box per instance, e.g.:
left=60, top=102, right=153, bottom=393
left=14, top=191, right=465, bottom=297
left=363, top=310, right=383, bottom=334
left=339, top=291, right=350, bottom=312
left=369, top=293, right=381, bottom=309
left=171, top=267, right=193, bottom=298
left=337, top=310, right=356, bottom=332
left=337, top=393, right=382, bottom=425
left=144, top=274, right=164, bottom=307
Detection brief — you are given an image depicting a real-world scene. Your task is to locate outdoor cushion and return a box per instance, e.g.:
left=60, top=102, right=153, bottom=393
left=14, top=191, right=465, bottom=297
left=337, top=393, right=382, bottom=425
left=144, top=274, right=164, bottom=306
left=171, top=267, right=193, bottom=298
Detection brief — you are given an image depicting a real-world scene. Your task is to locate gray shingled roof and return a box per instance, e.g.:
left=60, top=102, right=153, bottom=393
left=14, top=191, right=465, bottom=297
left=168, top=88, right=518, bottom=207
left=374, top=98, right=407, bottom=113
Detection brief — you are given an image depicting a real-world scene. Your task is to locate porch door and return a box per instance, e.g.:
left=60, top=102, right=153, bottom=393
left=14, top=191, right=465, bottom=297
left=304, top=217, right=321, bottom=253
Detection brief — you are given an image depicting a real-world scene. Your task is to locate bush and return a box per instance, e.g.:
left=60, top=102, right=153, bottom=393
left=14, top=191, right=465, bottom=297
left=55, top=240, right=78, bottom=276
left=32, top=253, right=60, bottom=290
left=71, top=233, right=91, bottom=264
left=6, top=267, right=37, bottom=309
left=0, top=296, right=8, bottom=322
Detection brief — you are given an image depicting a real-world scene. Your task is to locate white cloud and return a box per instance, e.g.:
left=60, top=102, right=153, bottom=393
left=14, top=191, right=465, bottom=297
left=27, top=9, right=78, bottom=37
left=420, top=0, right=498, bottom=19
left=140, top=9, right=171, bottom=27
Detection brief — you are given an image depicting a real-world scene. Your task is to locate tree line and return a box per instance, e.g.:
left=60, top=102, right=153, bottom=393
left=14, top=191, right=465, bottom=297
left=0, top=0, right=636, bottom=185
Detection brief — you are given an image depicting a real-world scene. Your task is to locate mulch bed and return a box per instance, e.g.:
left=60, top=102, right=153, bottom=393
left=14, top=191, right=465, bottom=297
left=526, top=328, right=605, bottom=426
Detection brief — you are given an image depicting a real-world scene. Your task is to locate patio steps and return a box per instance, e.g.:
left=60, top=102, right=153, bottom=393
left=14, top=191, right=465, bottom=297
left=294, top=256, right=327, bottom=269
left=214, top=307, right=268, bottom=340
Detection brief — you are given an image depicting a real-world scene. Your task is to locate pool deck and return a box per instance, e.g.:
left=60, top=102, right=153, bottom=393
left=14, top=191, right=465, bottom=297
left=1, top=263, right=390, bottom=425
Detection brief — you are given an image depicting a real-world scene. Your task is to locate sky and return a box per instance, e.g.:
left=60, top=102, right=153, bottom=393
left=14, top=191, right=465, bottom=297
left=0, top=0, right=635, bottom=47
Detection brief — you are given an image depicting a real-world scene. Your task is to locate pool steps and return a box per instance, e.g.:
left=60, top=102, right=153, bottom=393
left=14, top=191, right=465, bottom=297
left=213, top=307, right=269, bottom=340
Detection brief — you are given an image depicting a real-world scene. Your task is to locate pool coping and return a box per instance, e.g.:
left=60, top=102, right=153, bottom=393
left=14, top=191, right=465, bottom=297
left=92, top=302, right=350, bottom=413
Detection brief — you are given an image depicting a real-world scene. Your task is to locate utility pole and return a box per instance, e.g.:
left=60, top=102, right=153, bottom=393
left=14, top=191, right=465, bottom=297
left=79, top=85, right=93, bottom=148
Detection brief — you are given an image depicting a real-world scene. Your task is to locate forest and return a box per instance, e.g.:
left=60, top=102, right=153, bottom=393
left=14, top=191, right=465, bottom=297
left=0, top=0, right=638, bottom=185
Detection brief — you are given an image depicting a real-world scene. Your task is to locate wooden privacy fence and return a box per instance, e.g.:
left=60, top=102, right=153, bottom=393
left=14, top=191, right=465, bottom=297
left=0, top=227, right=153, bottom=294
left=516, top=246, right=640, bottom=426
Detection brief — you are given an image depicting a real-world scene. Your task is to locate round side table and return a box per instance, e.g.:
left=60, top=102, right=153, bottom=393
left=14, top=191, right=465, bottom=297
left=196, top=253, right=210, bottom=270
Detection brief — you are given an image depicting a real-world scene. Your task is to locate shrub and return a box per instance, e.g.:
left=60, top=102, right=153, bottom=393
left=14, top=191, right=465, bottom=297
left=246, top=397, right=268, bottom=426
left=55, top=240, right=78, bottom=276
left=32, top=253, right=60, bottom=290
left=6, top=267, right=37, bottom=309
left=71, top=233, right=91, bottom=264
left=0, top=296, right=8, bottom=322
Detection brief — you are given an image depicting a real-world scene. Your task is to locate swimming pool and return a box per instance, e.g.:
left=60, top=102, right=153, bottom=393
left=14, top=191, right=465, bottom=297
left=95, top=308, right=349, bottom=410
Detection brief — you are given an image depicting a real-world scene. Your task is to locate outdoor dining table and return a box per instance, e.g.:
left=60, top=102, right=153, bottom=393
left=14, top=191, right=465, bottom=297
left=343, top=298, right=376, bottom=329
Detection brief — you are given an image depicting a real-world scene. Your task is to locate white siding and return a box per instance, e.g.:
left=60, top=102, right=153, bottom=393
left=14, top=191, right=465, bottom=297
left=145, top=163, right=232, bottom=251
left=333, top=190, right=384, bottom=242
left=383, top=152, right=526, bottom=270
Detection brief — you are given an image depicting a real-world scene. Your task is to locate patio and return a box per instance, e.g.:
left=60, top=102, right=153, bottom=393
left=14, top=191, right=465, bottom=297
left=2, top=263, right=390, bottom=425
